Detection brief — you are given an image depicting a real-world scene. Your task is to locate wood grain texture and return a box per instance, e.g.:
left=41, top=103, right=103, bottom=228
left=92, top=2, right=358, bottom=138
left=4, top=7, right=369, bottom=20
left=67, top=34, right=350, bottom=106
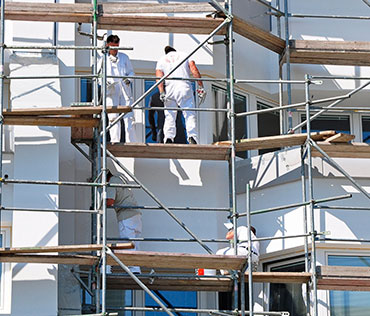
left=0, top=243, right=134, bottom=254
left=312, top=142, right=370, bottom=159
left=4, top=106, right=131, bottom=116
left=107, top=143, right=231, bottom=160
left=4, top=116, right=99, bottom=127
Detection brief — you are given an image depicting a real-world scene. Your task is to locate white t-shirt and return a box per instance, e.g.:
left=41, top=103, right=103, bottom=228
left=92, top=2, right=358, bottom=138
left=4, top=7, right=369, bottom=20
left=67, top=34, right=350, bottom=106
left=156, top=51, right=193, bottom=100
left=98, top=52, right=135, bottom=84
left=237, top=226, right=260, bottom=256
left=107, top=175, right=140, bottom=221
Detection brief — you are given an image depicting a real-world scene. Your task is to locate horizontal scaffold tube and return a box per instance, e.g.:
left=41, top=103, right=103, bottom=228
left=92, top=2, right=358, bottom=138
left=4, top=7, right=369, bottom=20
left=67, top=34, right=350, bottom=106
left=1, top=178, right=140, bottom=188
left=116, top=205, right=230, bottom=211
left=104, top=306, right=289, bottom=316
left=107, top=237, right=230, bottom=243
left=237, top=194, right=351, bottom=216
left=3, top=44, right=133, bottom=51
left=316, top=205, right=370, bottom=211
left=2, top=206, right=98, bottom=213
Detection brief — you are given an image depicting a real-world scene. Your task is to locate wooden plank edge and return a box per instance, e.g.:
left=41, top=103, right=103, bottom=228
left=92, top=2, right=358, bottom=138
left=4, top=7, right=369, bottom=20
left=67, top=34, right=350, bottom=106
left=0, top=242, right=134, bottom=254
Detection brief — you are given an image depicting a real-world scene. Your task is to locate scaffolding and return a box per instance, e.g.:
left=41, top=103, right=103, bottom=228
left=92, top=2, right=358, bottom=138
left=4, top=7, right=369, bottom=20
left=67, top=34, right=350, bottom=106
left=1, top=1, right=370, bottom=316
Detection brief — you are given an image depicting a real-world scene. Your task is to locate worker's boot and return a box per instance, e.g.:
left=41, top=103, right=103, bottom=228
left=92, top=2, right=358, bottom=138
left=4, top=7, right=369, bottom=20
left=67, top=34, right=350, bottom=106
left=188, top=137, right=197, bottom=144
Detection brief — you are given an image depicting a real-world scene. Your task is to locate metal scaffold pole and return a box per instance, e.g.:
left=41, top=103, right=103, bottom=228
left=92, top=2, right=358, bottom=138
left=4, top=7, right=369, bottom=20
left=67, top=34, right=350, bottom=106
left=225, top=0, right=239, bottom=310
left=91, top=0, right=101, bottom=310
left=284, top=0, right=292, bottom=131
left=304, top=74, right=318, bottom=316
left=100, top=48, right=108, bottom=314
left=0, top=0, right=5, bottom=235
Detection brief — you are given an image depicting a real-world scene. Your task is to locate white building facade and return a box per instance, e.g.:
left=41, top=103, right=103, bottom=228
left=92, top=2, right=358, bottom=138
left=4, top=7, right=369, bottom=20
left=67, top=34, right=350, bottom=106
left=1, top=0, right=370, bottom=315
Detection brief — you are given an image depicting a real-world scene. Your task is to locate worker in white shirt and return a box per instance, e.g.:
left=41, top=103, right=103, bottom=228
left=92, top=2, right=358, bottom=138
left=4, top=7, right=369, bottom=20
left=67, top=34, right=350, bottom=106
left=155, top=46, right=206, bottom=144
left=106, top=168, right=142, bottom=274
left=217, top=223, right=260, bottom=273
left=101, top=34, right=137, bottom=143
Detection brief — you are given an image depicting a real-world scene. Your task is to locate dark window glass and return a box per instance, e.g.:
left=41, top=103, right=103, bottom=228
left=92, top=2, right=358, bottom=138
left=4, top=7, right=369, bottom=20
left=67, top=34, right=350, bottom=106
left=269, top=261, right=306, bottom=316
left=145, top=80, right=188, bottom=144
left=329, top=255, right=370, bottom=316
left=145, top=291, right=196, bottom=316
left=257, top=102, right=280, bottom=155
left=362, top=116, right=370, bottom=143
left=212, top=86, right=248, bottom=158
left=301, top=115, right=350, bottom=134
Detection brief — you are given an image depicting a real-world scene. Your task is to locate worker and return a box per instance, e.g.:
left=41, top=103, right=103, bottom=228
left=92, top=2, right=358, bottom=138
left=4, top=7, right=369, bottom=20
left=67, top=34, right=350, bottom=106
left=106, top=168, right=142, bottom=274
left=148, top=90, right=187, bottom=144
left=155, top=45, right=206, bottom=144
left=216, top=223, right=260, bottom=273
left=101, top=34, right=137, bottom=143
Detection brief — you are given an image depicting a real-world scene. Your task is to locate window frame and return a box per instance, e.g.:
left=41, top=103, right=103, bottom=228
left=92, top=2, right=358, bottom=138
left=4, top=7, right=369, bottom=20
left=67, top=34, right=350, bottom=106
left=360, top=114, right=370, bottom=143
left=299, top=112, right=353, bottom=135
left=263, top=256, right=307, bottom=314
left=325, top=250, right=370, bottom=316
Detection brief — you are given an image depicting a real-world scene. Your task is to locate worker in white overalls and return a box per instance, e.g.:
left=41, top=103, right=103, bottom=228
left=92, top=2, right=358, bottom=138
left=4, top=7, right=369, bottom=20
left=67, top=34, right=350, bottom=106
left=155, top=46, right=206, bottom=144
left=102, top=34, right=137, bottom=143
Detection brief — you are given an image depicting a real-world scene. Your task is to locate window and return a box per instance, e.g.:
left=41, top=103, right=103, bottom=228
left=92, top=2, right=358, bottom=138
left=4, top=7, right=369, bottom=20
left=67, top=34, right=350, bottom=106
left=212, top=86, right=248, bottom=158
left=80, top=78, right=93, bottom=103
left=362, top=116, right=370, bottom=143
left=81, top=289, right=133, bottom=315
left=257, top=101, right=280, bottom=155
left=268, top=260, right=306, bottom=316
left=145, top=291, right=196, bottom=316
left=301, top=114, right=350, bottom=134
left=328, top=255, right=370, bottom=316
left=144, top=80, right=187, bottom=144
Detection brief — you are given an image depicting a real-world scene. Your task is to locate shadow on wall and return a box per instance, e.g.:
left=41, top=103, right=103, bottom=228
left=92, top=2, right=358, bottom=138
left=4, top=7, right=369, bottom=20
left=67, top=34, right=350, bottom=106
left=124, top=157, right=229, bottom=254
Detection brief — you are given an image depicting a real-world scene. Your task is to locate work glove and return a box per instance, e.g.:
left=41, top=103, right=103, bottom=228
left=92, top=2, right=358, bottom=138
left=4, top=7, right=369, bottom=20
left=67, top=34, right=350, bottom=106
left=122, top=78, right=131, bottom=85
left=159, top=91, right=167, bottom=103
left=109, top=55, right=118, bottom=63
left=197, top=88, right=207, bottom=105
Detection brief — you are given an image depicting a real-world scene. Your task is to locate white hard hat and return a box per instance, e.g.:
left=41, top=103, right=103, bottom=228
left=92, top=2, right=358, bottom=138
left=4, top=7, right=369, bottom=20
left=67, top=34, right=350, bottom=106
left=224, top=222, right=233, bottom=230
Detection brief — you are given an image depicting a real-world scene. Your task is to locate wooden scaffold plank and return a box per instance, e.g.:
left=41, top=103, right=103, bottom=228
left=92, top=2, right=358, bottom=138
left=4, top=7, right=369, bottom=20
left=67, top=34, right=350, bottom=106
left=317, top=265, right=370, bottom=291
left=107, top=143, right=231, bottom=160
left=215, top=130, right=336, bottom=151
left=107, top=250, right=246, bottom=270
left=3, top=105, right=131, bottom=116
left=285, top=40, right=370, bottom=66
left=3, top=116, right=99, bottom=127
left=0, top=243, right=134, bottom=254
left=312, top=142, right=370, bottom=159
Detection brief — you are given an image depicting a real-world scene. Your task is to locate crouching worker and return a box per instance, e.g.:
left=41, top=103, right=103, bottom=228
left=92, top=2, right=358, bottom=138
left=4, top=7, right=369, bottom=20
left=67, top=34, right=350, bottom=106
left=107, top=169, right=142, bottom=274
left=216, top=223, right=260, bottom=273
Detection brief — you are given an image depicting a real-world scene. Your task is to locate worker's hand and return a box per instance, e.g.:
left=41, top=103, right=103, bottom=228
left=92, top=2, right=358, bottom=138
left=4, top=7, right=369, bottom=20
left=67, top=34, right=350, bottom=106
left=123, top=78, right=131, bottom=85
left=151, top=129, right=157, bottom=142
left=109, top=55, right=118, bottom=63
left=159, top=91, right=167, bottom=103
left=197, top=88, right=207, bottom=105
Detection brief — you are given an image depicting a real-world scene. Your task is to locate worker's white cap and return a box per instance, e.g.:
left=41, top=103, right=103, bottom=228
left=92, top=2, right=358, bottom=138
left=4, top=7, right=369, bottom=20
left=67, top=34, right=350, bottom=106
left=224, top=222, right=233, bottom=230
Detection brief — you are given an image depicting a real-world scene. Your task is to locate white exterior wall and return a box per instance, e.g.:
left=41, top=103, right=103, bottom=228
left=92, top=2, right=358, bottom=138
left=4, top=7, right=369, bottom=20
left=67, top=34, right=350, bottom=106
left=3, top=0, right=370, bottom=314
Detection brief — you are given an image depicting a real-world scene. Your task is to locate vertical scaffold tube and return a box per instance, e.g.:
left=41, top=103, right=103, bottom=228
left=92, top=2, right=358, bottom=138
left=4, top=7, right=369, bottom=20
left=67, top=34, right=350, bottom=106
left=305, top=74, right=318, bottom=316
left=246, top=184, right=254, bottom=316
left=300, top=145, right=310, bottom=316
left=92, top=0, right=101, bottom=311
left=0, top=0, right=5, bottom=233
left=284, top=0, right=292, bottom=130
left=101, top=49, right=108, bottom=314
left=226, top=0, right=238, bottom=310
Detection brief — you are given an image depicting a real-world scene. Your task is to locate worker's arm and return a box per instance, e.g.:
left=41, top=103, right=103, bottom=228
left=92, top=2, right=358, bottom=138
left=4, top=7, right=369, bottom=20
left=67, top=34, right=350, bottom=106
left=189, top=60, right=203, bottom=88
left=107, top=198, right=115, bottom=207
left=155, top=69, right=165, bottom=93
left=226, top=229, right=234, bottom=240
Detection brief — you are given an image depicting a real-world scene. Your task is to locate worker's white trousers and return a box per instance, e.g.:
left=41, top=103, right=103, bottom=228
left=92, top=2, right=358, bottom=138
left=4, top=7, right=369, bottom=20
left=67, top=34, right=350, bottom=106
left=216, top=246, right=259, bottom=274
left=118, top=214, right=142, bottom=274
left=107, top=82, right=137, bottom=143
left=163, top=94, right=197, bottom=143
